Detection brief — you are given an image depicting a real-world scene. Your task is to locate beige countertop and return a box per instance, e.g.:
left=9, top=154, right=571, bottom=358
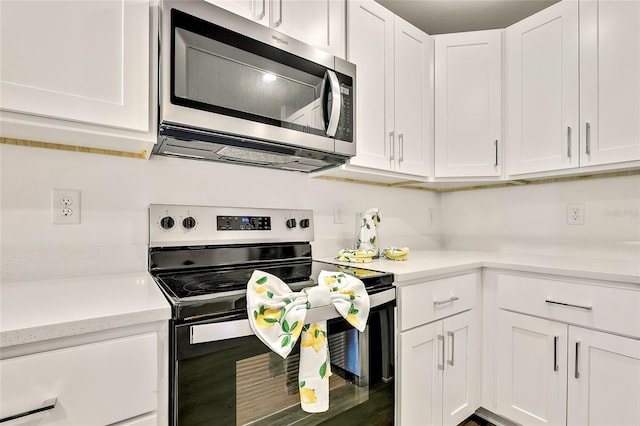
left=316, top=250, right=640, bottom=285
left=0, top=272, right=171, bottom=348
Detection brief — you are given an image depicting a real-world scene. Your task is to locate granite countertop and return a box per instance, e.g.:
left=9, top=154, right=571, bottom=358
left=0, top=272, right=171, bottom=348
left=316, top=250, right=640, bottom=285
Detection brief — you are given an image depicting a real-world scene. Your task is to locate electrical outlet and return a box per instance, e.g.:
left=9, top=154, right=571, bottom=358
left=333, top=208, right=345, bottom=224
left=52, top=189, right=81, bottom=224
left=567, top=203, right=584, bottom=225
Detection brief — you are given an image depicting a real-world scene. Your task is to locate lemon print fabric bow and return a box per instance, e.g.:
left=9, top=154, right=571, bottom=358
left=246, top=270, right=370, bottom=413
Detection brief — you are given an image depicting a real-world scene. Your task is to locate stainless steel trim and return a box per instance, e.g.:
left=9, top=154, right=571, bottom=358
left=567, top=126, right=572, bottom=158
left=190, top=287, right=396, bottom=344
left=325, top=70, right=341, bottom=137
left=398, top=133, right=404, bottom=162
left=586, top=122, right=591, bottom=156
left=575, top=341, right=581, bottom=379
left=433, top=296, right=459, bottom=306
left=553, top=335, right=559, bottom=372
left=545, top=299, right=593, bottom=311
left=438, top=334, right=445, bottom=371
left=494, top=140, right=499, bottom=167
left=0, top=398, right=57, bottom=423
left=447, top=331, right=455, bottom=366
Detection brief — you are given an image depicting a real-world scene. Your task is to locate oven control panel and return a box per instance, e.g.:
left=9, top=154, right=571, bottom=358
left=217, top=215, right=271, bottom=231
left=149, top=204, right=313, bottom=247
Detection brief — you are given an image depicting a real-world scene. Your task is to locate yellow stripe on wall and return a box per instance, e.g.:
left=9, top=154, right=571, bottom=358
left=0, top=137, right=147, bottom=159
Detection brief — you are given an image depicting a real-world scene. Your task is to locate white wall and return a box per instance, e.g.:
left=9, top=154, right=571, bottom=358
left=0, top=144, right=441, bottom=281
left=441, top=174, right=640, bottom=259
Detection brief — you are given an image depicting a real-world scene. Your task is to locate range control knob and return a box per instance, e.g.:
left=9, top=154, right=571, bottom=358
left=286, top=218, right=297, bottom=229
left=182, top=216, right=197, bottom=230
left=159, top=216, right=175, bottom=230
left=300, top=218, right=310, bottom=229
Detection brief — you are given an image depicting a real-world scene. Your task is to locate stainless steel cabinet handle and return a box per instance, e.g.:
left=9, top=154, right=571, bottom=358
left=567, top=126, right=572, bottom=158
left=545, top=299, right=593, bottom=311
left=389, top=131, right=395, bottom=161
left=553, top=336, right=559, bottom=372
left=575, top=341, right=581, bottom=379
left=438, top=334, right=445, bottom=371
left=272, top=0, right=283, bottom=28
left=254, top=0, right=266, bottom=20
left=585, top=122, right=591, bottom=156
left=494, top=140, right=499, bottom=167
left=447, top=331, right=455, bottom=366
left=433, top=296, right=459, bottom=306
left=0, top=398, right=57, bottom=423
left=398, top=133, right=404, bottom=162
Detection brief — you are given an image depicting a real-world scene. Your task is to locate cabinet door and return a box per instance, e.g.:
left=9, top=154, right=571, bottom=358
left=505, top=0, right=579, bottom=175
left=398, top=321, right=443, bottom=426
left=442, top=310, right=481, bottom=426
left=496, top=311, right=568, bottom=426
left=347, top=0, right=395, bottom=172
left=0, top=0, right=149, bottom=133
left=394, top=16, right=432, bottom=177
left=580, top=0, right=640, bottom=166
left=276, top=0, right=345, bottom=58
left=567, top=326, right=640, bottom=426
left=435, top=30, right=502, bottom=178
left=205, top=0, right=270, bottom=25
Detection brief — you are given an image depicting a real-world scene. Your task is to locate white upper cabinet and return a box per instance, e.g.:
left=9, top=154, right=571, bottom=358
left=434, top=30, right=503, bottom=178
left=0, top=0, right=155, bottom=157
left=208, top=0, right=346, bottom=58
left=579, top=0, right=640, bottom=166
left=505, top=0, right=580, bottom=176
left=347, top=0, right=432, bottom=178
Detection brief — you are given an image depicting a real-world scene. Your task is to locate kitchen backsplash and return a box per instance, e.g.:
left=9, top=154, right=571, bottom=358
left=0, top=144, right=441, bottom=281
left=2, top=144, right=638, bottom=281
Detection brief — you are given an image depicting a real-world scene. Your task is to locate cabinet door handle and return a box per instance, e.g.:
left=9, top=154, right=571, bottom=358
left=272, top=0, right=283, bottom=28
left=398, top=133, right=404, bottom=162
left=433, top=296, right=459, bottom=306
left=494, top=140, right=499, bottom=167
left=553, top=335, right=559, bottom=372
left=585, top=122, right=591, bottom=156
left=567, top=126, right=572, bottom=158
left=575, top=341, right=581, bottom=379
left=0, top=398, right=57, bottom=423
left=389, top=131, right=395, bottom=161
left=438, top=334, right=445, bottom=371
left=254, top=0, right=266, bottom=20
left=447, top=331, right=455, bottom=366
left=545, top=299, right=592, bottom=311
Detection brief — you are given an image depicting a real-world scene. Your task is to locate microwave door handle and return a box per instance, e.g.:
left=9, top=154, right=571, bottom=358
left=325, top=70, right=342, bottom=137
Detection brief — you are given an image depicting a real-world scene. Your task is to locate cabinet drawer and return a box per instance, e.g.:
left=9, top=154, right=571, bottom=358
left=0, top=333, right=157, bottom=425
left=497, top=273, right=640, bottom=338
left=399, top=272, right=479, bottom=331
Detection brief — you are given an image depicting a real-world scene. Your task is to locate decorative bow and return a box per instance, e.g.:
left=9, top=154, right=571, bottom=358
left=246, top=270, right=370, bottom=413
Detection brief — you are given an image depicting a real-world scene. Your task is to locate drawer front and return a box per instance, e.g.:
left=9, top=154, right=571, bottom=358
left=399, top=272, right=479, bottom=331
left=0, top=333, right=157, bottom=425
left=497, top=273, right=640, bottom=338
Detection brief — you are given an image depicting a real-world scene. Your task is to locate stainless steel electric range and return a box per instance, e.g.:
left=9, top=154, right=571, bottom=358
left=148, top=205, right=396, bottom=425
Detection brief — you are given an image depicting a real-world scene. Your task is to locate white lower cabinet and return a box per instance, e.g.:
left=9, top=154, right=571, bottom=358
left=399, top=310, right=480, bottom=426
left=0, top=332, right=160, bottom=425
left=397, top=272, right=481, bottom=426
left=493, top=272, right=640, bottom=426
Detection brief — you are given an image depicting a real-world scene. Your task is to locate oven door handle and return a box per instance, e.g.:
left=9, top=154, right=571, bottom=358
left=190, top=287, right=396, bottom=344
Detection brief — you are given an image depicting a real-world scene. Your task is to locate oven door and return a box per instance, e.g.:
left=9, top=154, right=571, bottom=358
left=171, top=294, right=394, bottom=425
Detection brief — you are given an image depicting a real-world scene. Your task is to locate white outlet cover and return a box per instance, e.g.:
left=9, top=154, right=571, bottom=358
left=52, top=189, right=81, bottom=224
left=567, top=203, right=584, bottom=225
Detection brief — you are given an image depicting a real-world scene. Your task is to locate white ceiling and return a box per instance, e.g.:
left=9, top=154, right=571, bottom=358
left=375, top=0, right=560, bottom=35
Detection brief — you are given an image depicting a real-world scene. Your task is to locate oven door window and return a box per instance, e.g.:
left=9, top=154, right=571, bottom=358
left=175, top=323, right=370, bottom=425
left=171, top=9, right=351, bottom=141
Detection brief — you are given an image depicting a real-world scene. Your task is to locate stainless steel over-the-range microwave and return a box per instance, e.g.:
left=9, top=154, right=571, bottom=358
left=155, top=0, right=356, bottom=172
